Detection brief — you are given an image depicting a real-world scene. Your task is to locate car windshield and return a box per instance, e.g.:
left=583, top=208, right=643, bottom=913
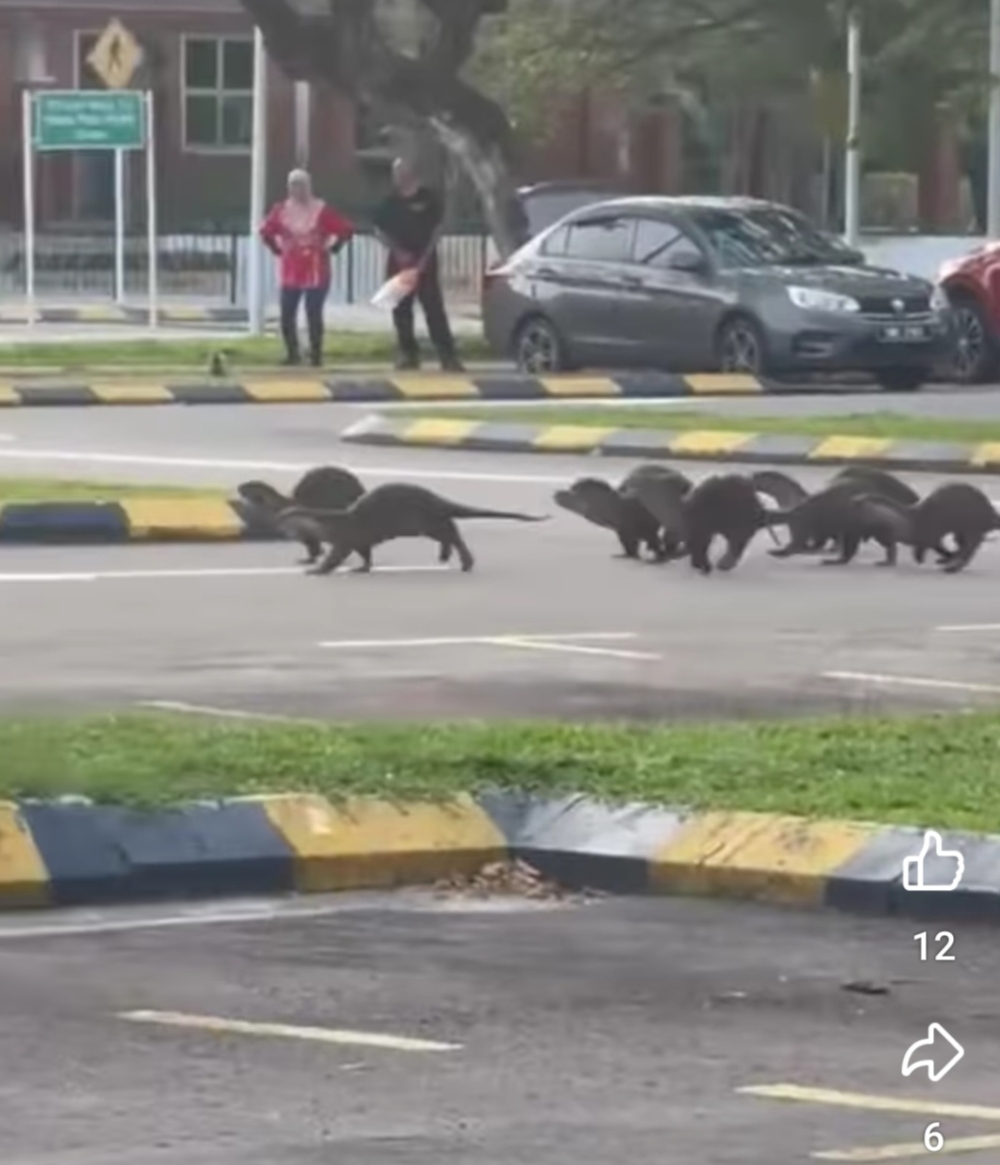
left=686, top=206, right=862, bottom=269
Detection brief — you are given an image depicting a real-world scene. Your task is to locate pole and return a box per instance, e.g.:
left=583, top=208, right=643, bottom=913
left=989, top=0, right=1000, bottom=235
left=145, top=91, right=158, bottom=330
left=248, top=25, right=268, bottom=335
left=114, top=148, right=125, bottom=304
left=294, top=80, right=311, bottom=168
left=22, top=90, right=36, bottom=329
left=844, top=7, right=862, bottom=246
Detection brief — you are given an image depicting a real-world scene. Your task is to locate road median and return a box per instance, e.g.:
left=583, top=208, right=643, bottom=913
left=0, top=709, right=996, bottom=919
left=342, top=409, right=1000, bottom=474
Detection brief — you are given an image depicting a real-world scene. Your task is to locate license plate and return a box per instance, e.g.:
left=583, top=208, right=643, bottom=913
left=880, top=324, right=927, bottom=342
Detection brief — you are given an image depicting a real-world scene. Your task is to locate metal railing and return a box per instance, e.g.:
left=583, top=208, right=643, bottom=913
left=0, top=230, right=496, bottom=306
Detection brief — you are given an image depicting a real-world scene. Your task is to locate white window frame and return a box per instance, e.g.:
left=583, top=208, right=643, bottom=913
left=180, top=34, right=254, bottom=155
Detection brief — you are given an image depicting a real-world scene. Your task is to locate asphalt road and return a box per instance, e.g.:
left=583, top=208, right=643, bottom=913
left=1, top=890, right=997, bottom=1165
left=2, top=399, right=1000, bottom=717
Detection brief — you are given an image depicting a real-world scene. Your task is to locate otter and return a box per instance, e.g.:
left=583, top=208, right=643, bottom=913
left=281, top=482, right=548, bottom=575
left=830, top=465, right=920, bottom=507
left=555, top=464, right=690, bottom=560
left=237, top=465, right=366, bottom=564
left=628, top=472, right=782, bottom=574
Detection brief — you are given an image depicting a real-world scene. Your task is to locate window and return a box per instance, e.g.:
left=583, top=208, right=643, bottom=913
left=685, top=205, right=860, bottom=269
left=539, top=225, right=570, bottom=256
left=565, top=217, right=633, bottom=261
left=183, top=37, right=253, bottom=151
left=632, top=218, right=703, bottom=268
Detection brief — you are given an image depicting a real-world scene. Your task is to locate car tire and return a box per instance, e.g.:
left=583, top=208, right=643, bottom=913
left=874, top=367, right=927, bottom=392
left=715, top=315, right=769, bottom=376
left=946, top=293, right=997, bottom=384
left=512, top=316, right=572, bottom=374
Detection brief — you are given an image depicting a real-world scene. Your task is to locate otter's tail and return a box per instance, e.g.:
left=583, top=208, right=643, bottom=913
left=445, top=501, right=549, bottom=522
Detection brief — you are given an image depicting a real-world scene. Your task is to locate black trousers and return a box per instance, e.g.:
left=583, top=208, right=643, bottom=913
left=388, top=253, right=457, bottom=366
left=280, top=283, right=328, bottom=363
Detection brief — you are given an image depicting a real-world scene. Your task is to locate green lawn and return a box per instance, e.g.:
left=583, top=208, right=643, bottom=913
left=0, top=710, right=995, bottom=832
left=0, top=478, right=224, bottom=503
left=432, top=406, right=1000, bottom=445
left=0, top=333, right=491, bottom=374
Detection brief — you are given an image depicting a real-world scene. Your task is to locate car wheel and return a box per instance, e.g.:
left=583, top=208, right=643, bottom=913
left=716, top=315, right=768, bottom=375
left=874, top=367, right=926, bottom=392
left=947, top=295, right=997, bottom=384
left=513, top=316, right=570, bottom=374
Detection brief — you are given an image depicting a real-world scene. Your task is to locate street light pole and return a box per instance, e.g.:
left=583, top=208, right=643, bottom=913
left=988, top=0, right=1000, bottom=235
left=844, top=6, right=862, bottom=246
left=247, top=25, right=268, bottom=335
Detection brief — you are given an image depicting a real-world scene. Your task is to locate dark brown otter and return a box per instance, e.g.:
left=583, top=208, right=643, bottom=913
left=282, top=482, right=548, bottom=575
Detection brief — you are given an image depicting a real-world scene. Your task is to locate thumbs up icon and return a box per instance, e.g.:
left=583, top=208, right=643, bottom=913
left=902, top=830, right=965, bottom=892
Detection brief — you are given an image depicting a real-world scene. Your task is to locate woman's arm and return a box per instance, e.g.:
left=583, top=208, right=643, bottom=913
left=259, top=204, right=283, bottom=255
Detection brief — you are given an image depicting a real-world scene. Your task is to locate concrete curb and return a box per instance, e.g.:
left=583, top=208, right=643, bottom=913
left=342, top=412, right=1000, bottom=475
left=0, top=793, right=993, bottom=922
left=0, top=305, right=248, bottom=326
left=0, top=371, right=860, bottom=407
left=0, top=498, right=276, bottom=544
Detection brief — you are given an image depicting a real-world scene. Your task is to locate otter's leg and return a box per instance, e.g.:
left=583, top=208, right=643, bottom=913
left=687, top=530, right=713, bottom=575
left=717, top=529, right=753, bottom=572
left=943, top=531, right=985, bottom=574
left=349, top=544, right=374, bottom=573
left=309, top=541, right=354, bottom=576
left=874, top=536, right=898, bottom=567
left=299, top=532, right=323, bottom=565
left=822, top=530, right=861, bottom=565
left=615, top=528, right=641, bottom=559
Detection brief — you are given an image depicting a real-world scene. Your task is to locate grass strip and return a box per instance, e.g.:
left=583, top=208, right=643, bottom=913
left=429, top=406, right=1000, bottom=445
left=0, top=333, right=491, bottom=373
left=0, top=710, right=995, bottom=831
left=0, top=478, right=225, bottom=503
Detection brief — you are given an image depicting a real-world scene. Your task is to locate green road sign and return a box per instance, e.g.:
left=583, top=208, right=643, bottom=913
left=33, top=90, right=144, bottom=151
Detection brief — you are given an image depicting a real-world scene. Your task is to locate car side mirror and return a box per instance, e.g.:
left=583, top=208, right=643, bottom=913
left=668, top=250, right=707, bottom=274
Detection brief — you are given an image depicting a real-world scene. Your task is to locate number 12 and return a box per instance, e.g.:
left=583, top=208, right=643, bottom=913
left=915, top=931, right=956, bottom=961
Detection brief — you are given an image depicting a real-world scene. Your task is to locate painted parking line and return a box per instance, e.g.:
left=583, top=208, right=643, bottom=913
left=120, top=1009, right=461, bottom=1052
left=936, top=623, right=1000, bottom=633
left=0, top=564, right=447, bottom=584
left=814, top=1132, right=1000, bottom=1161
left=740, top=1082, right=1000, bottom=1122
left=823, top=670, right=1000, bottom=696
left=317, top=631, right=660, bottom=660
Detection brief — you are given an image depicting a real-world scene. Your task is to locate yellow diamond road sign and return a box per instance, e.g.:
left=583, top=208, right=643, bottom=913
left=88, top=18, right=143, bottom=90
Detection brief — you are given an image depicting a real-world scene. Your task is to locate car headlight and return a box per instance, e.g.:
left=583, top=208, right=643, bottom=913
left=787, top=286, right=860, bottom=313
left=929, top=283, right=950, bottom=313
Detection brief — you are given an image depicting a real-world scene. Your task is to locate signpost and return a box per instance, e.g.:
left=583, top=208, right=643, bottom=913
left=23, top=88, right=156, bottom=326
left=22, top=18, right=156, bottom=325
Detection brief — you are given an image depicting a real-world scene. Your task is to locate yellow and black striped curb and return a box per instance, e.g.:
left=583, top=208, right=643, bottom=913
left=0, top=371, right=843, bottom=407
left=0, top=791, right=992, bottom=923
left=342, top=412, right=1000, bottom=475
left=0, top=305, right=247, bottom=326
left=0, top=498, right=278, bottom=544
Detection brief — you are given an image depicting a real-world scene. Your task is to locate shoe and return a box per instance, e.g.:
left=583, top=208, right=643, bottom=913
left=282, top=353, right=301, bottom=366
left=309, top=352, right=323, bottom=367
left=394, top=352, right=420, bottom=371
left=440, top=356, right=465, bottom=372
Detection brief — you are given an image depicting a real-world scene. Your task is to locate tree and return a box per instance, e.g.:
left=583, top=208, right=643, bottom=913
left=239, top=0, right=530, bottom=256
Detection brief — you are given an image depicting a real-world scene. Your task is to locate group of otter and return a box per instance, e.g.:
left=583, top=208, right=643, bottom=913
left=555, top=463, right=1000, bottom=574
left=235, top=461, right=1000, bottom=578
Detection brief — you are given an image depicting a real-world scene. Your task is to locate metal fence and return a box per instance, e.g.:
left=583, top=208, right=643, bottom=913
left=0, top=230, right=496, bottom=306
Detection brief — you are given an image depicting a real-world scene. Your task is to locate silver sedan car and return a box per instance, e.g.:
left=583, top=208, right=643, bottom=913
left=481, top=195, right=951, bottom=391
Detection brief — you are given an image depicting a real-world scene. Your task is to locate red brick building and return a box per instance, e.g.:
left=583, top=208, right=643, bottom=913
left=0, top=0, right=684, bottom=232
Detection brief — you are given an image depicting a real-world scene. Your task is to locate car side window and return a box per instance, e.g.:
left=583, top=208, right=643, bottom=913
left=539, top=225, right=570, bottom=257
left=631, top=218, right=704, bottom=268
left=564, top=217, right=634, bottom=262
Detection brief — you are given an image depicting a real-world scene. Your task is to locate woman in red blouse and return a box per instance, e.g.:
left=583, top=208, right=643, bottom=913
left=259, top=169, right=354, bottom=366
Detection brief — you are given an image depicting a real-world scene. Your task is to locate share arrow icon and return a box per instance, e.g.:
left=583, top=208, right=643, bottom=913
left=901, top=1023, right=965, bottom=1083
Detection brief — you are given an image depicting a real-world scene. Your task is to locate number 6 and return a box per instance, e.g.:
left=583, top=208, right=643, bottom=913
left=925, top=1122, right=944, bottom=1152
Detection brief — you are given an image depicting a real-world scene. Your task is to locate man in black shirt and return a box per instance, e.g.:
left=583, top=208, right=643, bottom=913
left=373, top=158, right=463, bottom=372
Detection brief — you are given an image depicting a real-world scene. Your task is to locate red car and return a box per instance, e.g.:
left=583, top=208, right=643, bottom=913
left=940, top=241, right=1000, bottom=383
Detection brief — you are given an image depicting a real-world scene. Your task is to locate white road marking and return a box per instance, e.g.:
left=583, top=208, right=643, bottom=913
left=120, top=1009, right=461, bottom=1052
left=318, top=631, right=641, bottom=650
left=936, top=623, right=1000, bottom=632
left=0, top=446, right=568, bottom=484
left=823, top=670, right=1000, bottom=695
left=739, top=1082, right=1000, bottom=1121
left=0, top=564, right=446, bottom=584
left=138, top=700, right=303, bottom=722
left=493, top=635, right=661, bottom=661
left=814, top=1132, right=1000, bottom=1161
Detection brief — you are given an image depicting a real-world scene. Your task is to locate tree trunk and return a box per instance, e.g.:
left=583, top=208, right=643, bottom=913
left=429, top=115, right=527, bottom=257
